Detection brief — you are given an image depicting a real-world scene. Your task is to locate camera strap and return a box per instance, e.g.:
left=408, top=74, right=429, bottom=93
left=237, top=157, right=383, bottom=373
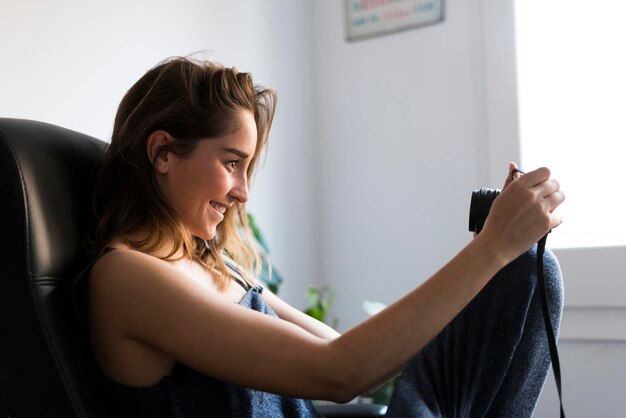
left=512, top=168, right=565, bottom=417
left=537, top=234, right=566, bottom=418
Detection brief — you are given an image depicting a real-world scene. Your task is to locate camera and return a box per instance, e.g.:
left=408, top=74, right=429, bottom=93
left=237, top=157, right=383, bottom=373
left=468, top=188, right=500, bottom=234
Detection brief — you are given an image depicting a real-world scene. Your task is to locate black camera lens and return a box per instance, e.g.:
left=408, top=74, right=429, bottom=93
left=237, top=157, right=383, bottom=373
left=468, top=188, right=501, bottom=234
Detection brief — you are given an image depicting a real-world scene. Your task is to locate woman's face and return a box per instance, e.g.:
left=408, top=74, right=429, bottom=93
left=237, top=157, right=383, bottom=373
left=158, top=110, right=258, bottom=240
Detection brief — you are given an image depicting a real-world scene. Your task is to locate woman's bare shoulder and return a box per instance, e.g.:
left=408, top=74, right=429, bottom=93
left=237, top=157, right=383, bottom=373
left=85, top=245, right=343, bottom=400
left=89, top=248, right=156, bottom=294
left=91, top=246, right=165, bottom=279
left=88, top=246, right=207, bottom=315
left=88, top=247, right=172, bottom=322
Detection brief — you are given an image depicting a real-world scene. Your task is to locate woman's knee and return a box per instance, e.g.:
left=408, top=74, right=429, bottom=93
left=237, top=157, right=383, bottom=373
left=494, top=246, right=563, bottom=305
left=511, top=245, right=564, bottom=327
left=542, top=248, right=564, bottom=329
left=492, top=246, right=539, bottom=294
left=543, top=248, right=564, bottom=294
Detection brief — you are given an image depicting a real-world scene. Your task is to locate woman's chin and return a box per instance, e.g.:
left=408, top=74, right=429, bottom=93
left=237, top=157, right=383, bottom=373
left=191, top=226, right=217, bottom=241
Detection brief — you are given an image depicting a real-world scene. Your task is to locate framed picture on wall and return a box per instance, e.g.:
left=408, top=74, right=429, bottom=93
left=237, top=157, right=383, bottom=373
left=345, top=0, right=444, bottom=41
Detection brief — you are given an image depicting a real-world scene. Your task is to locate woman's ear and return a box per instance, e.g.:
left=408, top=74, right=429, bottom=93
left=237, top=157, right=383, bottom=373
left=146, top=130, right=175, bottom=173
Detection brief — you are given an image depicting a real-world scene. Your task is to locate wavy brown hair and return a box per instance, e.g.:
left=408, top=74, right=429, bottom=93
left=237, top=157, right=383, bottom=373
left=92, top=56, right=277, bottom=288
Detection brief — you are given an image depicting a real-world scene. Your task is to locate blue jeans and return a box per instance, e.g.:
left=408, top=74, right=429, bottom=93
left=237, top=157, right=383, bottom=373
left=386, top=246, right=564, bottom=418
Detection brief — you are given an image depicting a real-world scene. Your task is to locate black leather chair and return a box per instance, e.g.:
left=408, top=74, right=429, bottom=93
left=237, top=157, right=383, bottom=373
left=0, top=118, right=386, bottom=417
left=0, top=118, right=108, bottom=417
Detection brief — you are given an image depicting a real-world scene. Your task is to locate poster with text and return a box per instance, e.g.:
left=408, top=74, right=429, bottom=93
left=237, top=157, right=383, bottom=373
left=346, top=0, right=444, bottom=41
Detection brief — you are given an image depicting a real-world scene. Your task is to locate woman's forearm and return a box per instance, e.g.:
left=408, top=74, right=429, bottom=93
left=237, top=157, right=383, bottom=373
left=324, top=235, right=508, bottom=401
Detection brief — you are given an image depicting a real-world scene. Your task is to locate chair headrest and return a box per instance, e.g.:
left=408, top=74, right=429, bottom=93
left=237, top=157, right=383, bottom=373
left=0, top=118, right=106, bottom=278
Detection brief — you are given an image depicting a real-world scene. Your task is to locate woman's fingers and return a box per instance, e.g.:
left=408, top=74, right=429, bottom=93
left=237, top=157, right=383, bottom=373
left=545, top=189, right=566, bottom=217
left=526, top=171, right=565, bottom=229
left=511, top=167, right=564, bottom=215
left=538, top=178, right=561, bottom=197
left=502, top=162, right=521, bottom=190
left=483, top=165, right=565, bottom=261
left=516, top=166, right=552, bottom=188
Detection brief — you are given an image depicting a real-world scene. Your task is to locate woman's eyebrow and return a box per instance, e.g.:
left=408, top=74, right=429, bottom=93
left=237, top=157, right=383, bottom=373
left=223, top=148, right=249, bottom=159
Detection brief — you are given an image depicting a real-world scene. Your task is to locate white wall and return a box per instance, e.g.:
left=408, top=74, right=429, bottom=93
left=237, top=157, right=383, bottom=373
left=0, top=0, right=317, bottom=307
left=312, top=1, right=487, bottom=330
left=535, top=340, right=626, bottom=417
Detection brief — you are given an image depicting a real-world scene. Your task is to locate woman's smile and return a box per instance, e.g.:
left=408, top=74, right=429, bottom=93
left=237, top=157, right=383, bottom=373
left=209, top=200, right=229, bottom=217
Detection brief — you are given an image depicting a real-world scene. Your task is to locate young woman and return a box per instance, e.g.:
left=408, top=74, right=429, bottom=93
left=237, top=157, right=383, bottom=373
left=74, top=56, right=565, bottom=417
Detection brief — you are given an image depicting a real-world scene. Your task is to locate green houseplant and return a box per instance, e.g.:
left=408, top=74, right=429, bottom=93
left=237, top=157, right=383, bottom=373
left=247, top=213, right=282, bottom=294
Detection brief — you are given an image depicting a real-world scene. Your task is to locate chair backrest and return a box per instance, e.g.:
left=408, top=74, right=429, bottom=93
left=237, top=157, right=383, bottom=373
left=0, top=118, right=111, bottom=417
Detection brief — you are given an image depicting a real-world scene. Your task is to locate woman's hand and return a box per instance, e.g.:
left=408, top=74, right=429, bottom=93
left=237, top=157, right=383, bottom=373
left=477, top=162, right=565, bottom=264
left=502, top=161, right=523, bottom=190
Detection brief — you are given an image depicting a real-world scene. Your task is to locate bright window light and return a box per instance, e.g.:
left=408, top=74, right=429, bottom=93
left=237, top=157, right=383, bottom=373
left=514, top=0, right=626, bottom=248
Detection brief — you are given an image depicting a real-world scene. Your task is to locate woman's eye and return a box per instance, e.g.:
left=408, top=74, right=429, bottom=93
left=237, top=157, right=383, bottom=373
left=227, top=160, right=239, bottom=170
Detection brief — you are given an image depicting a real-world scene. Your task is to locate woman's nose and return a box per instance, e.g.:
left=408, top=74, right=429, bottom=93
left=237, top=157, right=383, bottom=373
left=229, top=174, right=249, bottom=203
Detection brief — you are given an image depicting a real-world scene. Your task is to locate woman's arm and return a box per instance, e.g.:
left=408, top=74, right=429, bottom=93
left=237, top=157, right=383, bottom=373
left=262, top=289, right=341, bottom=340
left=89, top=166, right=563, bottom=403
left=323, top=166, right=564, bottom=398
left=90, top=250, right=348, bottom=401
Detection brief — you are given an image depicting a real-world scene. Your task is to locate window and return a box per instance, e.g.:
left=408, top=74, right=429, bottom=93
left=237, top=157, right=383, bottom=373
left=514, top=0, right=626, bottom=249
left=480, top=0, right=626, bottom=341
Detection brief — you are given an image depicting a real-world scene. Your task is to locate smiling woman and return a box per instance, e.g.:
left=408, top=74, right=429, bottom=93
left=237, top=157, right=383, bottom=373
left=91, top=58, right=275, bottom=290
left=74, top=55, right=566, bottom=418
